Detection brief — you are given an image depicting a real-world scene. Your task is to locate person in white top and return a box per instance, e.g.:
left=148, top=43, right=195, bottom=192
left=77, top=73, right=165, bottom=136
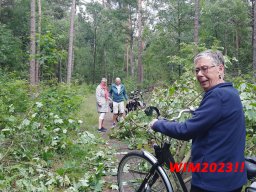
left=96, top=78, right=110, bottom=132
left=109, top=77, right=128, bottom=127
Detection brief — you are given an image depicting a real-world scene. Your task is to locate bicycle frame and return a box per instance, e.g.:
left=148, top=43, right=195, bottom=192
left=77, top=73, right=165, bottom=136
left=137, top=150, right=174, bottom=192
left=137, top=142, right=188, bottom=192
left=154, top=142, right=188, bottom=192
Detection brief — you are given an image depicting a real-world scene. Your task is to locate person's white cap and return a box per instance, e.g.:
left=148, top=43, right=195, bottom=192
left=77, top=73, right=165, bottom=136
left=101, top=77, right=107, bottom=82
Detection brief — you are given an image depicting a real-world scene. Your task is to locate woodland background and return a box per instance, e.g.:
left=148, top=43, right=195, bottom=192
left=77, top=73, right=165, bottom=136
left=0, top=0, right=256, bottom=191
left=1, top=0, right=256, bottom=85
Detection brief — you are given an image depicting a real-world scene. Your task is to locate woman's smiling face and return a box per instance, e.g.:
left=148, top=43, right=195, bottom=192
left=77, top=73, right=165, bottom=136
left=195, top=57, right=224, bottom=91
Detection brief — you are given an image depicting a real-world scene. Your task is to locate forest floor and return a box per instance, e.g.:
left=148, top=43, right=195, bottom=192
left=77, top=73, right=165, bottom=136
left=83, top=94, right=132, bottom=191
left=83, top=94, right=192, bottom=192
left=101, top=112, right=131, bottom=191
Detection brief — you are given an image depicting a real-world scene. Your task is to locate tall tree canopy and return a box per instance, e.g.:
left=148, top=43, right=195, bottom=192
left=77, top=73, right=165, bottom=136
left=0, top=0, right=255, bottom=84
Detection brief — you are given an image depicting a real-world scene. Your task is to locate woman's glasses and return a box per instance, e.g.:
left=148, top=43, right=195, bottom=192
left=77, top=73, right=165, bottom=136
left=194, top=65, right=216, bottom=74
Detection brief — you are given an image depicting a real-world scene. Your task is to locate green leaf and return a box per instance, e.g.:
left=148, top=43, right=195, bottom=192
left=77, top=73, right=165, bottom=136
left=110, top=184, right=119, bottom=190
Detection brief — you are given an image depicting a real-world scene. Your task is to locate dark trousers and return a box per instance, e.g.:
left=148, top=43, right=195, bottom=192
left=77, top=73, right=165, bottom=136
left=190, top=185, right=242, bottom=192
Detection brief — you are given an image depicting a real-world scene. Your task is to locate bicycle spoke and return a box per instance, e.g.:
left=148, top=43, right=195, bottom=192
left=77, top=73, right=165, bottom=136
left=118, top=153, right=169, bottom=192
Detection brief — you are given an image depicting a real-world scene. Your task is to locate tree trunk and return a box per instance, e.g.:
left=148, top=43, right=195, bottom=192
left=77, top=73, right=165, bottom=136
left=67, top=0, right=76, bottom=84
left=104, top=48, right=107, bottom=77
left=35, top=0, right=42, bottom=83
left=0, top=0, right=1, bottom=12
left=29, top=0, right=36, bottom=85
left=125, top=42, right=129, bottom=77
left=124, top=5, right=130, bottom=77
left=253, top=0, right=256, bottom=81
left=177, top=1, right=181, bottom=51
left=235, top=29, right=239, bottom=60
left=137, top=0, right=143, bottom=83
left=93, top=26, right=97, bottom=84
left=194, top=0, right=199, bottom=47
left=252, top=0, right=255, bottom=47
left=58, top=58, right=62, bottom=83
left=129, top=9, right=135, bottom=77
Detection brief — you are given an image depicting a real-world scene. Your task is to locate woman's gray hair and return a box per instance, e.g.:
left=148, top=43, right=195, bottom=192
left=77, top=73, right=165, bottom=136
left=194, top=50, right=225, bottom=66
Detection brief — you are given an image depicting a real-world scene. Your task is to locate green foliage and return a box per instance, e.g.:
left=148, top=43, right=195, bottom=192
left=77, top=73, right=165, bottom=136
left=201, top=0, right=252, bottom=74
left=74, top=1, right=128, bottom=83
left=38, top=31, right=67, bottom=81
left=1, top=0, right=255, bottom=85
left=0, top=72, right=114, bottom=191
left=113, top=72, right=256, bottom=160
left=0, top=71, right=30, bottom=130
left=110, top=110, right=152, bottom=150
left=0, top=24, right=23, bottom=70
left=235, top=81, right=256, bottom=156
left=122, top=76, right=138, bottom=93
left=150, top=72, right=200, bottom=118
left=111, top=71, right=200, bottom=157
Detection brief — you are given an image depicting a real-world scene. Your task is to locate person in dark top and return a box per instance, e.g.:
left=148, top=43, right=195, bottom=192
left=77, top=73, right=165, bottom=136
left=150, top=50, right=247, bottom=192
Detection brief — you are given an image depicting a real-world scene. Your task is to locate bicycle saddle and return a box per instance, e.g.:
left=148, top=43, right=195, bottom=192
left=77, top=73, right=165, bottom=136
left=245, top=156, right=256, bottom=179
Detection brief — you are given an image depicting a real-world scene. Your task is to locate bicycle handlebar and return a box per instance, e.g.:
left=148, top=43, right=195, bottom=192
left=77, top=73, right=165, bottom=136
left=167, top=106, right=196, bottom=121
left=144, top=107, right=196, bottom=142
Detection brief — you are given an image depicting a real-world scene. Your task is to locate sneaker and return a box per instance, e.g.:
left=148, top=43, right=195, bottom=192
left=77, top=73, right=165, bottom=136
left=111, top=123, right=116, bottom=128
left=98, top=127, right=107, bottom=132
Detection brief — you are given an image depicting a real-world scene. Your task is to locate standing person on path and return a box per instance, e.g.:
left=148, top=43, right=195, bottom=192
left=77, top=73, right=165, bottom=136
left=150, top=50, right=247, bottom=192
left=109, top=77, right=128, bottom=127
left=96, top=77, right=110, bottom=132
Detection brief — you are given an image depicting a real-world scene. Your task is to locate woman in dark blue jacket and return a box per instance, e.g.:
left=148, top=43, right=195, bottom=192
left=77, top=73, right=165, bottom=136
left=151, top=50, right=247, bottom=192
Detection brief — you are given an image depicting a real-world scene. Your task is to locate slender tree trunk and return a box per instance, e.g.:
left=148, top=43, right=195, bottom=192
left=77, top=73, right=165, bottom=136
left=252, top=0, right=255, bottom=47
left=29, top=0, right=36, bottom=85
left=224, top=29, right=227, bottom=55
left=177, top=1, right=181, bottom=51
left=104, top=48, right=107, bottom=77
left=235, top=29, right=239, bottom=59
left=72, top=45, right=75, bottom=73
left=126, top=42, right=129, bottom=77
left=58, top=58, right=62, bottom=82
left=67, top=0, right=76, bottom=84
left=137, top=0, right=143, bottom=83
left=0, top=0, right=2, bottom=14
left=129, top=6, right=135, bottom=77
left=253, top=0, right=256, bottom=81
left=194, top=0, right=199, bottom=47
left=130, top=45, right=134, bottom=76
left=93, top=26, right=97, bottom=84
left=35, top=0, right=42, bottom=83
left=124, top=4, right=130, bottom=77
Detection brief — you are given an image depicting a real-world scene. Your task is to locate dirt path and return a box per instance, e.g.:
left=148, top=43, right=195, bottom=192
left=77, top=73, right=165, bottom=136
left=81, top=93, right=131, bottom=191
left=100, top=112, right=132, bottom=191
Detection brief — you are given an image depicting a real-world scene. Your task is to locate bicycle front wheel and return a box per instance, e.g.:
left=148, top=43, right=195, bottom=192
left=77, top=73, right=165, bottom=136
left=117, top=151, right=172, bottom=192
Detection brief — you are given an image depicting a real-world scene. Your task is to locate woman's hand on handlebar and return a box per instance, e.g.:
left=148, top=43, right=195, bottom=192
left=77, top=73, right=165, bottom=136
left=149, top=119, right=158, bottom=130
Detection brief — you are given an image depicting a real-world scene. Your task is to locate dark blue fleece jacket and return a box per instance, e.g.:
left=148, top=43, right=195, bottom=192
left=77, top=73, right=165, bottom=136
left=152, top=82, right=247, bottom=191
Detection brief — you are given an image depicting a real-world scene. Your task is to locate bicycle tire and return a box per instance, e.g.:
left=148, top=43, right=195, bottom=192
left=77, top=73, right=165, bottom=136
left=117, top=151, right=173, bottom=192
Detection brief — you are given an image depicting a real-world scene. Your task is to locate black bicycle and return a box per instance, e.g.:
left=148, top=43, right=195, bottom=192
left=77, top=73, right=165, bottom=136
left=126, top=90, right=146, bottom=113
left=117, top=106, right=256, bottom=192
